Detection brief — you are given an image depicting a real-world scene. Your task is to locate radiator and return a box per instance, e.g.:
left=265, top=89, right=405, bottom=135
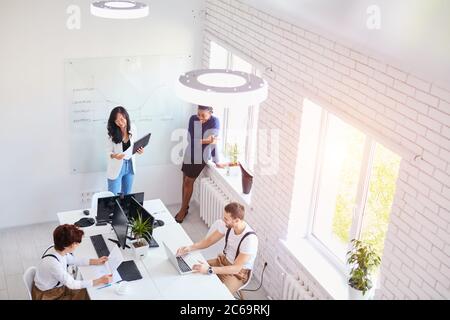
left=199, top=177, right=230, bottom=227
left=282, top=272, right=317, bottom=300
left=277, top=259, right=322, bottom=300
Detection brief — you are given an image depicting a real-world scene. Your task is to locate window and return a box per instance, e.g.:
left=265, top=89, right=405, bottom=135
left=292, top=99, right=401, bottom=270
left=208, top=41, right=260, bottom=171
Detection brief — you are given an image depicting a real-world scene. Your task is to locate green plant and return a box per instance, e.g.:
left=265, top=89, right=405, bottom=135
left=130, top=211, right=152, bottom=247
left=346, top=239, right=381, bottom=295
left=225, top=143, right=239, bottom=165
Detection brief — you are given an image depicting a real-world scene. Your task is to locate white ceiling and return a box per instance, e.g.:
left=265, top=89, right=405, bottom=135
left=242, top=0, right=450, bottom=85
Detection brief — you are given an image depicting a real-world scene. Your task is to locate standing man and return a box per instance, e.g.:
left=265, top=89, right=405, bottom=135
left=175, top=105, right=223, bottom=223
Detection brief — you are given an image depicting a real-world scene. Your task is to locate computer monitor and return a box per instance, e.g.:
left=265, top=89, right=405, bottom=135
left=117, top=192, right=144, bottom=218
left=96, top=195, right=118, bottom=222
left=111, top=200, right=129, bottom=250
left=96, top=192, right=144, bottom=222
left=128, top=197, right=154, bottom=225
left=129, top=198, right=159, bottom=248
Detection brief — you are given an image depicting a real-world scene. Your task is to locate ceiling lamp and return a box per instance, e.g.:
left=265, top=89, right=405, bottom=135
left=91, top=1, right=149, bottom=19
left=176, top=69, right=268, bottom=107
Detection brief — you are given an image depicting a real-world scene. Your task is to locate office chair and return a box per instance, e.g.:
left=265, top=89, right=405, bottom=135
left=234, top=270, right=253, bottom=300
left=91, top=191, right=115, bottom=212
left=23, top=266, right=37, bottom=300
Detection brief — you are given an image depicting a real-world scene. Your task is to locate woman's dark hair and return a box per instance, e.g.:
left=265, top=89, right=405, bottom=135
left=107, top=106, right=131, bottom=144
left=53, top=224, right=84, bottom=251
left=198, top=105, right=214, bottom=113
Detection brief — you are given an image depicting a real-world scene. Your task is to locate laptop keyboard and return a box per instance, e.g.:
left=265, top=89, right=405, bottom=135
left=176, top=256, right=192, bottom=272
left=90, top=234, right=110, bottom=258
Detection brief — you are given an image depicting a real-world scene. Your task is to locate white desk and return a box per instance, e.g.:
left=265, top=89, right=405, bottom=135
left=76, top=231, right=160, bottom=300
left=57, top=199, right=176, bottom=237
left=57, top=199, right=234, bottom=300
left=143, top=223, right=233, bottom=300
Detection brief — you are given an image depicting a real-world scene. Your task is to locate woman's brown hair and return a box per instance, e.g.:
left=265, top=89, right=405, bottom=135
left=53, top=224, right=84, bottom=251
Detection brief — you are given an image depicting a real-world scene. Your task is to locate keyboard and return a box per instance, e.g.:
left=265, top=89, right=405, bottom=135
left=143, top=233, right=159, bottom=248
left=90, top=234, right=110, bottom=258
left=176, top=256, right=192, bottom=273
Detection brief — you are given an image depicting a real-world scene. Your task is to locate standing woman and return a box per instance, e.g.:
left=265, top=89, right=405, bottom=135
left=175, top=105, right=223, bottom=223
left=106, top=106, right=144, bottom=195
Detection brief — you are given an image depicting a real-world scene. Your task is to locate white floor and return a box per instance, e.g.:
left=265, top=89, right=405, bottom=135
left=0, top=202, right=267, bottom=300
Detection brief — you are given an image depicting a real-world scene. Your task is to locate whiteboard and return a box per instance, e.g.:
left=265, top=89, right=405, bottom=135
left=65, top=55, right=193, bottom=174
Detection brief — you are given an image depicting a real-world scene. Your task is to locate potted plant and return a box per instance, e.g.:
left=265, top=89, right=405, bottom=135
left=225, top=143, right=240, bottom=176
left=346, top=239, right=381, bottom=300
left=130, top=212, right=152, bottom=259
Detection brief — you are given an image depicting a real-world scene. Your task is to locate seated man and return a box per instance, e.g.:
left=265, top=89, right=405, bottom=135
left=177, top=202, right=258, bottom=295
left=32, top=224, right=112, bottom=300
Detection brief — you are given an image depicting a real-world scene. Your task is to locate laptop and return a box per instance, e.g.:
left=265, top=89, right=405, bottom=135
left=163, top=242, right=195, bottom=275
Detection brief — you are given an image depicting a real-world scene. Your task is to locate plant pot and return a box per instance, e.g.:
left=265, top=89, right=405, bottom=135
left=131, top=238, right=149, bottom=259
left=226, top=163, right=240, bottom=176
left=348, top=286, right=373, bottom=300
left=239, top=163, right=254, bottom=194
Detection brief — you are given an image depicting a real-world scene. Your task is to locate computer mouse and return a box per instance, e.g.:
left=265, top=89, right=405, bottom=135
left=153, top=219, right=164, bottom=227
left=83, top=209, right=90, bottom=216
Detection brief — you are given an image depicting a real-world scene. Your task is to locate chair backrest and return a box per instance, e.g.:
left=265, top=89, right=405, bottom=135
left=234, top=269, right=253, bottom=300
left=238, top=269, right=253, bottom=291
left=91, top=191, right=115, bottom=212
left=23, top=266, right=37, bottom=300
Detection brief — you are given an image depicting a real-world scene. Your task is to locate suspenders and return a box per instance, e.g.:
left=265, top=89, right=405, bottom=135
left=223, top=228, right=257, bottom=260
left=41, top=246, right=61, bottom=288
left=41, top=246, right=73, bottom=288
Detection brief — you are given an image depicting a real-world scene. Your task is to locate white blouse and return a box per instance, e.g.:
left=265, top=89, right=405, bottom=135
left=106, top=123, right=137, bottom=180
left=34, top=248, right=92, bottom=291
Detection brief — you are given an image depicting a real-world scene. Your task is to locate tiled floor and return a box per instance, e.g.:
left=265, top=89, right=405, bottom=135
left=0, top=202, right=267, bottom=300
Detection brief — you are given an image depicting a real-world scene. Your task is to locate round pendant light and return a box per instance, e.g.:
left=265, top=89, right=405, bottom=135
left=91, top=1, right=149, bottom=19
left=176, top=69, right=268, bottom=107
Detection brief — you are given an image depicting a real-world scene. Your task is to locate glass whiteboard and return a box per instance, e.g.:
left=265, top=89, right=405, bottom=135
left=65, top=55, right=193, bottom=174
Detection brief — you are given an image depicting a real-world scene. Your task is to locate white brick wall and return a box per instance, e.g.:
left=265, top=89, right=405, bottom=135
left=204, top=0, right=450, bottom=299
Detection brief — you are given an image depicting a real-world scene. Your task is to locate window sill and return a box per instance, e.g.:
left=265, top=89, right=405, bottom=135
left=280, top=237, right=350, bottom=300
left=206, top=163, right=251, bottom=206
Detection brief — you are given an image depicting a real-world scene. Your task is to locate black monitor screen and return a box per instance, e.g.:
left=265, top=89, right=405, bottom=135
left=117, top=192, right=144, bottom=218
left=112, top=200, right=129, bottom=250
left=129, top=198, right=154, bottom=239
left=96, top=195, right=119, bottom=222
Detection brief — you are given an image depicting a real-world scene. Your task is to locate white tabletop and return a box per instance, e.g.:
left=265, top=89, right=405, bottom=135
left=144, top=223, right=234, bottom=300
left=57, top=199, right=175, bottom=237
left=57, top=199, right=234, bottom=300
left=76, top=231, right=160, bottom=300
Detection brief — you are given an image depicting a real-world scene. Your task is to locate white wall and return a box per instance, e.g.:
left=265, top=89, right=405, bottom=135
left=0, top=0, right=205, bottom=228
left=204, top=0, right=450, bottom=299
left=242, top=0, right=450, bottom=87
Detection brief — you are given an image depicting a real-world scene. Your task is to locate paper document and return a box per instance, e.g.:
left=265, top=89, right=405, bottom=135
left=85, top=264, right=121, bottom=283
left=122, top=147, right=132, bottom=160
left=92, top=246, right=124, bottom=283
left=106, top=246, right=124, bottom=274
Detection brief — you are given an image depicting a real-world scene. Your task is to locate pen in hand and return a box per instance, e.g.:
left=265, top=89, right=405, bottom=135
left=97, top=280, right=122, bottom=290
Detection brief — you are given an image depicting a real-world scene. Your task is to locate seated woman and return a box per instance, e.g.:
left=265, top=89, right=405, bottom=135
left=32, top=224, right=112, bottom=300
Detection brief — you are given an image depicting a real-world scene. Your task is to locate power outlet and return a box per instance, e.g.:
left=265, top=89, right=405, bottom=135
left=81, top=191, right=100, bottom=206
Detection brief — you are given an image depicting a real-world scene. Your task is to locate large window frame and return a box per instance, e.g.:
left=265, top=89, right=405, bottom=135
left=301, top=99, right=401, bottom=273
left=209, top=41, right=260, bottom=170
